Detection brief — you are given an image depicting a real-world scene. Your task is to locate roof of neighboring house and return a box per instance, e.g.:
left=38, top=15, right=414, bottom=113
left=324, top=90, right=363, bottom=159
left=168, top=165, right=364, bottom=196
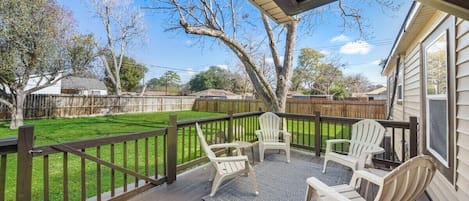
left=189, top=89, right=238, bottom=97
left=366, top=87, right=387, bottom=95
left=61, top=76, right=107, bottom=90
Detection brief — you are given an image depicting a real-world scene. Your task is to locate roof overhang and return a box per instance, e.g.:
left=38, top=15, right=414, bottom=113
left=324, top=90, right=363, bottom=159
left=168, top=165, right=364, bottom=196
left=248, top=0, right=337, bottom=24
left=382, top=3, right=438, bottom=75
left=272, top=0, right=337, bottom=15
left=417, top=0, right=469, bottom=20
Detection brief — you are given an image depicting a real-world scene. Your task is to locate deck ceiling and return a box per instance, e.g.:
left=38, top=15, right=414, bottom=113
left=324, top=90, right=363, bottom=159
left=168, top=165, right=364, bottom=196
left=417, top=0, right=469, bottom=20
left=250, top=0, right=468, bottom=23
left=248, top=0, right=336, bottom=24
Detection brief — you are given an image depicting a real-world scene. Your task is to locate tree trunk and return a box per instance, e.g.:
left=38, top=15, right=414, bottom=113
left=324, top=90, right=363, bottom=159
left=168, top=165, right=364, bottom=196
left=10, top=92, right=25, bottom=129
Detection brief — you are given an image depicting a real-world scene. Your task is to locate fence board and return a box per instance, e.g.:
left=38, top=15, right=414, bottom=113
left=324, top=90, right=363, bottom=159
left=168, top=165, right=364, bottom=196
left=194, top=99, right=386, bottom=119
left=0, top=95, right=196, bottom=120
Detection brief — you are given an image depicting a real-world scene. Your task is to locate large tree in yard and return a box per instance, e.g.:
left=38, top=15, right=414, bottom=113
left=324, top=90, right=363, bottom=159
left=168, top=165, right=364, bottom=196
left=0, top=0, right=96, bottom=129
left=91, top=0, right=146, bottom=96
left=159, top=0, right=402, bottom=112
left=104, top=54, right=148, bottom=92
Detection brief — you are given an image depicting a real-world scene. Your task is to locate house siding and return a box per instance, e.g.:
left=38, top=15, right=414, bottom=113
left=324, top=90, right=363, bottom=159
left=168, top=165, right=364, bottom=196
left=386, top=9, right=469, bottom=200
left=455, top=17, right=469, bottom=200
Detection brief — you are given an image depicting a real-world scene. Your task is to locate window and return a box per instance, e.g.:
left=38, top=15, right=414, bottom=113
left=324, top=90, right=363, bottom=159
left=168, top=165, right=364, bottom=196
left=91, top=90, right=101, bottom=95
left=424, top=31, right=449, bottom=167
left=422, top=16, right=455, bottom=183
left=397, top=85, right=403, bottom=103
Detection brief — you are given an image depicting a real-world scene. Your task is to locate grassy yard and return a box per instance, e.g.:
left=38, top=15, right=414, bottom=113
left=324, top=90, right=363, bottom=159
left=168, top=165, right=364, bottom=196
left=0, top=111, right=224, bottom=145
left=0, top=111, right=224, bottom=201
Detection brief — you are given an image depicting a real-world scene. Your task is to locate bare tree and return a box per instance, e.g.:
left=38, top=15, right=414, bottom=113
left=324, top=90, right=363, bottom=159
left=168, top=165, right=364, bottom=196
left=157, top=0, right=402, bottom=112
left=0, top=0, right=96, bottom=129
left=90, top=0, right=146, bottom=95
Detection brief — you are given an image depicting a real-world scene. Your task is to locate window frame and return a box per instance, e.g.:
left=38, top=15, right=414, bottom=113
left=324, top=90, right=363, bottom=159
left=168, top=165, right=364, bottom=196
left=421, top=15, right=455, bottom=183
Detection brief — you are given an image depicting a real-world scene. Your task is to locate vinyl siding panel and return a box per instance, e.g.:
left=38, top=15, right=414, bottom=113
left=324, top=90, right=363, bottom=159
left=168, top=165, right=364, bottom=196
left=403, top=44, right=421, bottom=119
left=455, top=17, right=469, bottom=200
left=456, top=61, right=469, bottom=77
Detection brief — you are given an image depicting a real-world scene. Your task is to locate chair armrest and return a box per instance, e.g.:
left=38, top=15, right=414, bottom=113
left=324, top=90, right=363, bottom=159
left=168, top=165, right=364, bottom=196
left=208, top=143, right=240, bottom=149
left=350, top=170, right=383, bottom=187
left=357, top=146, right=385, bottom=169
left=325, top=139, right=350, bottom=153
left=365, top=146, right=385, bottom=155
left=306, top=177, right=351, bottom=201
left=279, top=130, right=291, bottom=136
left=255, top=130, right=262, bottom=141
left=211, top=155, right=249, bottom=163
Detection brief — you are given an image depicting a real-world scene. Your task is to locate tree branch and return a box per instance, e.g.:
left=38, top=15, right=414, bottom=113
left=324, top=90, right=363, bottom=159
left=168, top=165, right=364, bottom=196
left=0, top=98, right=13, bottom=109
left=261, top=14, right=281, bottom=74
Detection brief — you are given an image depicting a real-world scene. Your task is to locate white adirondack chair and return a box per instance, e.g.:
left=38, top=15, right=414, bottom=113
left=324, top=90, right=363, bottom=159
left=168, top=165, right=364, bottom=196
left=255, top=112, right=291, bottom=163
left=323, top=119, right=386, bottom=173
left=305, top=155, right=436, bottom=201
left=195, top=123, right=258, bottom=197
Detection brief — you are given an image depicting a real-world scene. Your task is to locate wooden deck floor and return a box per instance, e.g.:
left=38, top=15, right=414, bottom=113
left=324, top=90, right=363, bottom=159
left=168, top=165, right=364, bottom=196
left=130, top=146, right=431, bottom=201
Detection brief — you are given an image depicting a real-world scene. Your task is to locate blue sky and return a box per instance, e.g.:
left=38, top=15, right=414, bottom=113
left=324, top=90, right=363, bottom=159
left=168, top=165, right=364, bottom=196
left=59, top=0, right=412, bottom=85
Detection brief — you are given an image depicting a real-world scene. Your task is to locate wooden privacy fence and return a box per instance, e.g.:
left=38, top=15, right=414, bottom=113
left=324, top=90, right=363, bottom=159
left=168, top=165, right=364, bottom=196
left=193, top=99, right=387, bottom=119
left=0, top=94, right=196, bottom=120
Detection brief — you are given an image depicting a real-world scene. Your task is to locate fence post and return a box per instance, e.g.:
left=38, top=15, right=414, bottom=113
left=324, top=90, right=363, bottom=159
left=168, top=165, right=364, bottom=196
left=167, top=115, right=177, bottom=184
left=227, top=111, right=234, bottom=142
left=314, top=111, right=321, bottom=157
left=16, top=126, right=34, bottom=201
left=227, top=111, right=234, bottom=156
left=409, top=116, right=418, bottom=158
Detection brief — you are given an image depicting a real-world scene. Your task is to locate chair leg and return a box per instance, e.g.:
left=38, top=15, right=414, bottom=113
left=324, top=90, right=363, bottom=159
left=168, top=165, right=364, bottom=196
left=305, top=185, right=313, bottom=201
left=286, top=147, right=290, bottom=163
left=210, top=174, right=224, bottom=197
left=248, top=165, right=259, bottom=195
left=322, top=159, right=328, bottom=174
left=259, top=147, right=264, bottom=162
left=208, top=166, right=216, bottom=181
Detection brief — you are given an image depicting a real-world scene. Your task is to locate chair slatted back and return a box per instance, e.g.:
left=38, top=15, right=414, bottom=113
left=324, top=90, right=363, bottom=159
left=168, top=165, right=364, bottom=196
left=375, top=155, right=436, bottom=201
left=349, top=119, right=386, bottom=158
left=196, top=123, right=216, bottom=159
left=258, top=112, right=281, bottom=142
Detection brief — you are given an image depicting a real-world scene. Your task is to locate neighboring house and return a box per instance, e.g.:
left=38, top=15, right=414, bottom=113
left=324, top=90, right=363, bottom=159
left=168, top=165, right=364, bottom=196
left=383, top=2, right=468, bottom=200
left=190, top=89, right=241, bottom=99
left=143, top=91, right=179, bottom=96
left=366, top=87, right=387, bottom=100
left=26, top=75, right=62, bottom=95
left=61, top=76, right=108, bottom=95
left=351, top=87, right=387, bottom=100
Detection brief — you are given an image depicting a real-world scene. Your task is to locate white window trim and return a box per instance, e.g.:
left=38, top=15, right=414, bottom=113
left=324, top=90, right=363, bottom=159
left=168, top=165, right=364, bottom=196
left=425, top=96, right=449, bottom=167
left=423, top=30, right=450, bottom=168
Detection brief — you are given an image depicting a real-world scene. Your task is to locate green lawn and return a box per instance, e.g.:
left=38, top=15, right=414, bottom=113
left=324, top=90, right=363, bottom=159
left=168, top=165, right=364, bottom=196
left=0, top=111, right=224, bottom=201
left=0, top=111, right=224, bottom=145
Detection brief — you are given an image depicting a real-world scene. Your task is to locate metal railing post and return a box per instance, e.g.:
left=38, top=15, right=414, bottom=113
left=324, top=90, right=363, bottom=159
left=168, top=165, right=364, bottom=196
left=314, top=111, right=321, bottom=157
left=16, top=126, right=34, bottom=201
left=409, top=116, right=418, bottom=158
left=167, top=115, right=177, bottom=184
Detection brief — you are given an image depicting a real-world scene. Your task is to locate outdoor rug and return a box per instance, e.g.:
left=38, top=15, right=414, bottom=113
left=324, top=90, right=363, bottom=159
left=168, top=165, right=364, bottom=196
left=202, top=153, right=352, bottom=201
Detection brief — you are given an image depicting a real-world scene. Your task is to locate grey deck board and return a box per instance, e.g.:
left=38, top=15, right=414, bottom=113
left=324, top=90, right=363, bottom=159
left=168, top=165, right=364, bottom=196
left=130, top=146, right=431, bottom=201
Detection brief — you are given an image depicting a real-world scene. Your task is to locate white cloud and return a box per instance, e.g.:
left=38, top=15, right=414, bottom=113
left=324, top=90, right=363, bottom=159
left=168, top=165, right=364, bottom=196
left=265, top=56, right=284, bottom=64
left=216, top=64, right=229, bottom=70
left=319, top=50, right=331, bottom=56
left=370, top=59, right=381, bottom=65
left=185, top=40, right=194, bottom=46
left=330, top=34, right=350, bottom=43
left=186, top=68, right=196, bottom=76
left=339, top=40, right=372, bottom=55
